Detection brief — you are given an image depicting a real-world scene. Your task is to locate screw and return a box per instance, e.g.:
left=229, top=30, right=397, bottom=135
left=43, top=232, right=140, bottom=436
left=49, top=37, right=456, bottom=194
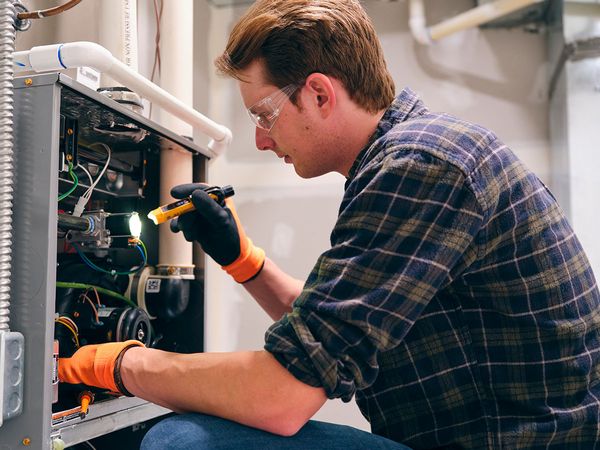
left=73, top=311, right=80, bottom=318
left=24, top=78, right=33, bottom=86
left=67, top=128, right=74, bottom=136
left=22, top=437, right=31, bottom=446
left=66, top=154, right=73, bottom=161
left=137, top=329, right=145, bottom=341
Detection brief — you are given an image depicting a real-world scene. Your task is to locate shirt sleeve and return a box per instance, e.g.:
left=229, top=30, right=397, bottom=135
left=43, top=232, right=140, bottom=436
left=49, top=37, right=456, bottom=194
left=264, top=148, right=485, bottom=401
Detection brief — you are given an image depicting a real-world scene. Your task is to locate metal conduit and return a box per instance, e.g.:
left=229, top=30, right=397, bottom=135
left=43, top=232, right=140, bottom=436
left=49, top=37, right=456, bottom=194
left=0, top=1, right=15, bottom=333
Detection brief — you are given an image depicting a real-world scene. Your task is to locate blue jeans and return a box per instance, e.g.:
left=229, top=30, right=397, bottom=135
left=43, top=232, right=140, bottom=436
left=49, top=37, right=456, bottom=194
left=140, top=413, right=411, bottom=450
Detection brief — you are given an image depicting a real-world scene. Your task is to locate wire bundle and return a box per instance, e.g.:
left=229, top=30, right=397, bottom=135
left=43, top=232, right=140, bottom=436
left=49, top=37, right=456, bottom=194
left=55, top=315, right=79, bottom=347
left=72, top=143, right=112, bottom=217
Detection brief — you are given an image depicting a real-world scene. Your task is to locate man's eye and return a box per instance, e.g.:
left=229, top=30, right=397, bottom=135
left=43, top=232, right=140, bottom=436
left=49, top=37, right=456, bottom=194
left=257, top=113, right=271, bottom=128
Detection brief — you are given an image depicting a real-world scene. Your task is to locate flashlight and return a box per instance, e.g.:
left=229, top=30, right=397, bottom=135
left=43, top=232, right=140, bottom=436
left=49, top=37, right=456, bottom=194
left=147, top=185, right=235, bottom=225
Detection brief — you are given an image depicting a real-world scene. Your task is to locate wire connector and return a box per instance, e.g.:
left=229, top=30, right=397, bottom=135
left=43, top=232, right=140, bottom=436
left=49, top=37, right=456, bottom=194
left=72, top=195, right=88, bottom=218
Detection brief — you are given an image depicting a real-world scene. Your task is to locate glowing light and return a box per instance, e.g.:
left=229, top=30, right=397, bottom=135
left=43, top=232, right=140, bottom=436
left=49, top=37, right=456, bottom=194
left=129, top=212, right=142, bottom=238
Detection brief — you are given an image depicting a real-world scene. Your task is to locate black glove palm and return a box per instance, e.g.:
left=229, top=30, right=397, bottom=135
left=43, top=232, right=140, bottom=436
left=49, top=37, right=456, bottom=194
left=170, top=184, right=241, bottom=266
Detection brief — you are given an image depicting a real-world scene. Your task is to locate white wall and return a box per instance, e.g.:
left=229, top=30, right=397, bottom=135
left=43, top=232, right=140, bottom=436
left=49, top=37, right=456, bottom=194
left=201, top=0, right=550, bottom=431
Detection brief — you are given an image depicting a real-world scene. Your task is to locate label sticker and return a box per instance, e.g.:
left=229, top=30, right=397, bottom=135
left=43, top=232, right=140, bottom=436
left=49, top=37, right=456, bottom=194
left=146, top=278, right=161, bottom=293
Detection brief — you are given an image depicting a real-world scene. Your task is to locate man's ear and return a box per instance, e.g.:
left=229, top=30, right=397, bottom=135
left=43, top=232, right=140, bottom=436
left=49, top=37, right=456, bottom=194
left=304, top=73, right=336, bottom=118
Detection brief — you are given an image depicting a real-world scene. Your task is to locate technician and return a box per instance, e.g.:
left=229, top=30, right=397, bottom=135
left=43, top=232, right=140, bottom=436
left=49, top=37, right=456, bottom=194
left=59, top=0, right=600, bottom=448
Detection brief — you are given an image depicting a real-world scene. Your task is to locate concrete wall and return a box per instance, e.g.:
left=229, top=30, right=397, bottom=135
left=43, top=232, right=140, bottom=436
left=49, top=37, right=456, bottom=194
left=202, top=0, right=550, bottom=430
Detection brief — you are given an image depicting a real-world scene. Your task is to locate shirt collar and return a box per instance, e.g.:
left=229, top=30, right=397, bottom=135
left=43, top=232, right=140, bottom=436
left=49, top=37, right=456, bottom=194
left=347, top=88, right=425, bottom=180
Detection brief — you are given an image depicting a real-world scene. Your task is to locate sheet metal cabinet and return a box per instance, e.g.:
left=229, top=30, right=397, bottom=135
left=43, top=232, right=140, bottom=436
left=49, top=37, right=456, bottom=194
left=0, top=73, right=207, bottom=449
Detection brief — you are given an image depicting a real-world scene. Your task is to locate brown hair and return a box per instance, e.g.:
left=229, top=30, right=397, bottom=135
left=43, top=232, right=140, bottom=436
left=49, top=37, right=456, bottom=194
left=214, top=0, right=395, bottom=113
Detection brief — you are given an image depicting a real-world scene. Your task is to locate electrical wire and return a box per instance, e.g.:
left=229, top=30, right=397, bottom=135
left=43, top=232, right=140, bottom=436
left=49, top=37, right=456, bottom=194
left=83, top=441, right=98, bottom=450
left=91, top=287, right=101, bottom=306
left=137, top=239, right=148, bottom=262
left=55, top=316, right=80, bottom=348
left=17, top=0, right=82, bottom=20
left=151, top=0, right=163, bottom=83
left=85, top=143, right=111, bottom=194
left=77, top=163, right=94, bottom=188
left=73, top=143, right=111, bottom=217
left=149, top=0, right=163, bottom=119
left=58, top=162, right=79, bottom=202
left=56, top=281, right=137, bottom=308
left=79, top=293, right=99, bottom=323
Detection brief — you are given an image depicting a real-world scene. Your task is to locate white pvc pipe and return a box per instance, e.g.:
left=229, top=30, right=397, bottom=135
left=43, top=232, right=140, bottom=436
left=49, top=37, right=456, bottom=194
left=13, top=42, right=232, bottom=156
left=408, top=0, right=432, bottom=45
left=157, top=0, right=194, bottom=268
left=409, top=0, right=542, bottom=45
left=99, top=0, right=138, bottom=86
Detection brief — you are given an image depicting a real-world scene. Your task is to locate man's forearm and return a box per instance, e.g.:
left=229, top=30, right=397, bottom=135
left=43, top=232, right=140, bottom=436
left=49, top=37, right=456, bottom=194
left=120, top=347, right=327, bottom=436
left=244, top=257, right=304, bottom=320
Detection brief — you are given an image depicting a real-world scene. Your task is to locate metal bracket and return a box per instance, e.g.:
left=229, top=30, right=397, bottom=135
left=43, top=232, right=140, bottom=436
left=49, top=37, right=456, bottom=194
left=12, top=2, right=31, bottom=31
left=0, top=331, right=25, bottom=427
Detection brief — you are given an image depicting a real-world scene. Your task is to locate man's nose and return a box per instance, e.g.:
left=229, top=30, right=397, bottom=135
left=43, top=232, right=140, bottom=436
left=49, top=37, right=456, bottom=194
left=255, top=127, right=276, bottom=151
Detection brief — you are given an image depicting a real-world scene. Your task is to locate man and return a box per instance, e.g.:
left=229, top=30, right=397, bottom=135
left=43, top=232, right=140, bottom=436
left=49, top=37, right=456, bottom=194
left=60, top=0, right=600, bottom=448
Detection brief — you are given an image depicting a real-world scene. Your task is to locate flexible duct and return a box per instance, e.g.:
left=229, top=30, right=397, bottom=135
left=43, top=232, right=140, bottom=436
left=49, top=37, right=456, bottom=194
left=0, top=1, right=15, bottom=332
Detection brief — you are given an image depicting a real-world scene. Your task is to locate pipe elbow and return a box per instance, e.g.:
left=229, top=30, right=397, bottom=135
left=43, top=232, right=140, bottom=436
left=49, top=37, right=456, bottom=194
left=207, top=126, right=233, bottom=157
left=26, top=41, right=115, bottom=73
left=409, top=17, right=433, bottom=45
left=60, top=42, right=114, bottom=72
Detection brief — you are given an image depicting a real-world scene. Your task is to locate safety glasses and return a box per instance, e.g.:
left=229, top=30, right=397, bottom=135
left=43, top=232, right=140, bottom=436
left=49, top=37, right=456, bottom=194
left=247, top=84, right=300, bottom=132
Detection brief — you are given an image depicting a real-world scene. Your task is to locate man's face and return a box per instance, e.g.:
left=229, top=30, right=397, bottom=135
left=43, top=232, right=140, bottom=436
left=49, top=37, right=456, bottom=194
left=238, top=61, right=334, bottom=179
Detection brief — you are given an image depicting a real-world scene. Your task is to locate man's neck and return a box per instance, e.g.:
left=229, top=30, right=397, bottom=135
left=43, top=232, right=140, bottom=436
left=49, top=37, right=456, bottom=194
left=337, top=107, right=387, bottom=177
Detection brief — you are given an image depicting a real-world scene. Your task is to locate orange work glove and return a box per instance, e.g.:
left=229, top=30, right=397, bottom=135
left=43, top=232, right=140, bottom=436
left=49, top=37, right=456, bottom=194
left=221, top=198, right=266, bottom=283
left=59, top=340, right=144, bottom=396
left=170, top=184, right=266, bottom=283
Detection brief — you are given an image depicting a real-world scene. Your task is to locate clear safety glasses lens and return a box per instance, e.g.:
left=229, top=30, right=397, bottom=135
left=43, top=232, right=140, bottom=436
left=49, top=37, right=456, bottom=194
left=247, top=84, right=299, bottom=132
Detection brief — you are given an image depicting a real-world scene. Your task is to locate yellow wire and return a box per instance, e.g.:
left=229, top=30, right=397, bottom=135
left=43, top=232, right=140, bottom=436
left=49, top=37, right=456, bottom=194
left=55, top=318, right=80, bottom=348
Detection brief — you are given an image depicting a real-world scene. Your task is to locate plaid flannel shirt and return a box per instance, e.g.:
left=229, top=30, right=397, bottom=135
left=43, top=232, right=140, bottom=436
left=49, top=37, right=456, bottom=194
left=264, top=88, right=600, bottom=449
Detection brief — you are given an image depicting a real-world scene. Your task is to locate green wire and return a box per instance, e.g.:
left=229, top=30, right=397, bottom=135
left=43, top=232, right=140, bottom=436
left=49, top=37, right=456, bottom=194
left=58, top=162, right=79, bottom=201
left=137, top=238, right=148, bottom=261
left=55, top=281, right=137, bottom=307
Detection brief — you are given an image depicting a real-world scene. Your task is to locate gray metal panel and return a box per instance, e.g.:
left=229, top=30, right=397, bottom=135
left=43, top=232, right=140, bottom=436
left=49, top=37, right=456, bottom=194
left=0, top=76, right=62, bottom=450
left=0, top=74, right=196, bottom=449
left=52, top=398, right=170, bottom=447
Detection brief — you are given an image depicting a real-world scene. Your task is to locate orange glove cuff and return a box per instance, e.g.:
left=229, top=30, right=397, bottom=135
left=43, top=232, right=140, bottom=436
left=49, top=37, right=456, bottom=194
left=222, top=237, right=266, bottom=283
left=221, top=198, right=266, bottom=283
left=59, top=340, right=144, bottom=395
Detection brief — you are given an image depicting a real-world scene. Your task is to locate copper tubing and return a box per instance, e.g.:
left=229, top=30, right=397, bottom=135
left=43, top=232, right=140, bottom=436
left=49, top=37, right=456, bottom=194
left=17, top=0, right=81, bottom=20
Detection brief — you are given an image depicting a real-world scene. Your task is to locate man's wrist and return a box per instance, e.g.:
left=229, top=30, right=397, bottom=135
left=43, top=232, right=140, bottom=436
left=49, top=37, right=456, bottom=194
left=114, top=344, right=144, bottom=397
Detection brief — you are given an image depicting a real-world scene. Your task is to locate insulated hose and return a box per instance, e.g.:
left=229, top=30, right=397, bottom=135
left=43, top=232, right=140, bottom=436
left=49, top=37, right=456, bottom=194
left=0, top=1, right=15, bottom=332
